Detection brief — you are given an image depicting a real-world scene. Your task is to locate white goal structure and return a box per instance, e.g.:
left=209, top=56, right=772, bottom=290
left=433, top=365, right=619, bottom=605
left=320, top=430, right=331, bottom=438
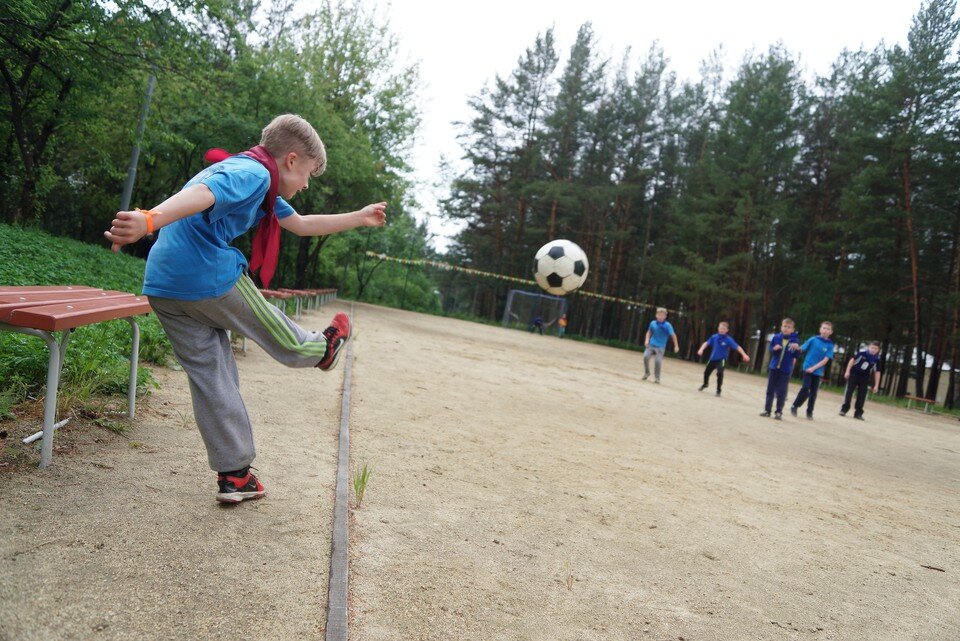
left=501, top=289, right=568, bottom=333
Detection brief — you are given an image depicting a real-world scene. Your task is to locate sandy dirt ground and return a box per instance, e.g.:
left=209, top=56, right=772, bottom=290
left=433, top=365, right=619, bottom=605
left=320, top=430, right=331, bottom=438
left=347, top=303, right=960, bottom=641
left=0, top=302, right=351, bottom=641
left=2, top=301, right=959, bottom=641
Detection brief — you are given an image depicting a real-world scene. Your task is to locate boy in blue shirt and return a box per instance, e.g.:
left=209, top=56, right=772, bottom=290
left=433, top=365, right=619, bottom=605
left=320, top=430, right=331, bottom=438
left=840, top=341, right=882, bottom=420
left=760, top=318, right=801, bottom=420
left=696, top=321, right=750, bottom=396
left=643, top=307, right=680, bottom=383
left=790, top=321, right=836, bottom=420
left=105, top=114, right=387, bottom=503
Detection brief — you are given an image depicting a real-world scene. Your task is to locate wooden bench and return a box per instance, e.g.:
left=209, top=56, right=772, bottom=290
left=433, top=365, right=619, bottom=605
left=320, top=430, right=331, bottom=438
left=904, top=395, right=937, bottom=414
left=0, top=287, right=152, bottom=467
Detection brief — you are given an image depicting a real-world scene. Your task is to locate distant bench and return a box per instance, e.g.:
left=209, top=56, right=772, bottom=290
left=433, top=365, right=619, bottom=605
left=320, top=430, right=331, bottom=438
left=904, top=395, right=937, bottom=414
left=259, top=287, right=337, bottom=321
left=0, top=286, right=152, bottom=467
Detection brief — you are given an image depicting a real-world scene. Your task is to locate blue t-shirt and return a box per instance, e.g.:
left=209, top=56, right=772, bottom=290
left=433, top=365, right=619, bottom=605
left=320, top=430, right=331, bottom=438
left=800, top=335, right=836, bottom=377
left=705, top=333, right=740, bottom=362
left=647, top=320, right=675, bottom=348
left=143, top=156, right=295, bottom=300
left=768, top=332, right=801, bottom=373
left=850, top=350, right=881, bottom=378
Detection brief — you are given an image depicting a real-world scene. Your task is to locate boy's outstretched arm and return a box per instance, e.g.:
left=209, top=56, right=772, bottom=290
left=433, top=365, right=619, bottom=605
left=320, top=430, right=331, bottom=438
left=280, top=202, right=387, bottom=236
left=697, top=341, right=709, bottom=356
left=104, top=184, right=215, bottom=251
left=737, top=346, right=751, bottom=362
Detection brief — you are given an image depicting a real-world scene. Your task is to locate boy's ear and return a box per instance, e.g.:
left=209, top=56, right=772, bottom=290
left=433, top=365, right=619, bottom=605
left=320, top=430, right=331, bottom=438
left=283, top=151, right=298, bottom=169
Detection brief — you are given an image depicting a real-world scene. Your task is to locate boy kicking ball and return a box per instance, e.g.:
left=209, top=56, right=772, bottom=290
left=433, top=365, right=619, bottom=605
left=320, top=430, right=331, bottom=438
left=696, top=321, right=750, bottom=396
left=105, top=114, right=387, bottom=503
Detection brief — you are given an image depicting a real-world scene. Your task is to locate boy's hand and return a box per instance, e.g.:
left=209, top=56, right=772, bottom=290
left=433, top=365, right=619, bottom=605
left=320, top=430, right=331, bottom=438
left=742, top=355, right=750, bottom=363
left=844, top=372, right=850, bottom=380
left=805, top=366, right=815, bottom=373
left=772, top=344, right=782, bottom=351
left=359, top=202, right=387, bottom=227
left=104, top=210, right=150, bottom=252
left=697, top=349, right=703, bottom=356
left=872, top=385, right=879, bottom=393
left=789, top=342, right=800, bottom=351
left=674, top=345, right=680, bottom=353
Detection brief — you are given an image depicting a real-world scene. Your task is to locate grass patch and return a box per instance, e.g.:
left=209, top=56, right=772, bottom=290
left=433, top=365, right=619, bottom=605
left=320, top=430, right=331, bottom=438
left=352, top=463, right=373, bottom=508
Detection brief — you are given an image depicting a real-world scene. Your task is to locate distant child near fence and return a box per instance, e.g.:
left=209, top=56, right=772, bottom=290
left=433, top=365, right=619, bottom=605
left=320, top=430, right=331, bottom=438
left=643, top=307, right=680, bottom=384
left=840, top=341, right=882, bottom=420
left=696, top=321, right=750, bottom=396
left=760, top=318, right=801, bottom=420
left=557, top=314, right=568, bottom=338
left=790, top=321, right=836, bottom=420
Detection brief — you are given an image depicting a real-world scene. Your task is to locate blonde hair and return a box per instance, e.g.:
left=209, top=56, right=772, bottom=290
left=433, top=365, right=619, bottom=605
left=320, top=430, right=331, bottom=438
left=656, top=307, right=667, bottom=314
left=821, top=320, right=833, bottom=328
left=260, top=114, right=327, bottom=176
left=718, top=321, right=729, bottom=328
left=781, top=317, right=795, bottom=327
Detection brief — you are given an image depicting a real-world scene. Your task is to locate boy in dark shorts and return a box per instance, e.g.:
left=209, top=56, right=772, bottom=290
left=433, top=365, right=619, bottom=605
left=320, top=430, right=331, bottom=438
left=696, top=321, right=750, bottom=396
left=105, top=114, right=387, bottom=503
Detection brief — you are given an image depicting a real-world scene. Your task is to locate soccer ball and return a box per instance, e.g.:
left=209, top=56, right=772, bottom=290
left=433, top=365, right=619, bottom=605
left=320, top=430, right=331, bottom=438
left=533, top=240, right=589, bottom=295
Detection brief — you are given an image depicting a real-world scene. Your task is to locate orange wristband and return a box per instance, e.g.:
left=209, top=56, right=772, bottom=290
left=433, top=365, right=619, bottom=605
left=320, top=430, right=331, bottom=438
left=135, top=208, right=160, bottom=234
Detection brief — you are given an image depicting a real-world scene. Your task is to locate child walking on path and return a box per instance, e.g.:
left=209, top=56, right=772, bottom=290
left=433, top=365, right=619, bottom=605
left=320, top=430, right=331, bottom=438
left=840, top=341, right=882, bottom=420
left=643, top=307, right=680, bottom=383
left=104, top=114, right=387, bottom=503
left=761, top=318, right=801, bottom=420
left=790, top=321, right=836, bottom=420
left=696, top=321, right=750, bottom=396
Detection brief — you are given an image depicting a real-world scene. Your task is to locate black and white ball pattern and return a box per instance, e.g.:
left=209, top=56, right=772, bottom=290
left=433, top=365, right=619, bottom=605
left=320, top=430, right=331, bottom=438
left=533, top=240, right=589, bottom=295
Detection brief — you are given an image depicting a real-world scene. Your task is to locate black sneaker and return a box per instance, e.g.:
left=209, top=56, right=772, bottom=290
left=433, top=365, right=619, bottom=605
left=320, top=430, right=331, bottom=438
left=854, top=414, right=865, bottom=421
left=698, top=385, right=707, bottom=392
left=839, top=410, right=847, bottom=417
left=642, top=374, right=649, bottom=381
left=716, top=390, right=721, bottom=396
left=216, top=470, right=266, bottom=504
left=774, top=412, right=783, bottom=420
left=807, top=413, right=814, bottom=420
left=759, top=411, right=771, bottom=417
left=790, top=406, right=798, bottom=417
left=317, top=312, right=350, bottom=371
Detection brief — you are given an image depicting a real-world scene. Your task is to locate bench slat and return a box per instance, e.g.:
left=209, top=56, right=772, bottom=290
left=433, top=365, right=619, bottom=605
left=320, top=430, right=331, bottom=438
left=6, top=296, right=152, bottom=331
left=0, top=290, right=134, bottom=322
left=0, top=285, right=102, bottom=294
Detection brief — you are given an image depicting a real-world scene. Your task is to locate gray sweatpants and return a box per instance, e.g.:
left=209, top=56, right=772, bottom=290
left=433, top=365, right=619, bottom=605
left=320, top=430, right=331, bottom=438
left=148, top=274, right=328, bottom=472
left=644, top=346, right=665, bottom=380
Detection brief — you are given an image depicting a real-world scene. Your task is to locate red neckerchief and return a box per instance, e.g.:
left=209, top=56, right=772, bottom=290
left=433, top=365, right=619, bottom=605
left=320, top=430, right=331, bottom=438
left=204, top=146, right=280, bottom=288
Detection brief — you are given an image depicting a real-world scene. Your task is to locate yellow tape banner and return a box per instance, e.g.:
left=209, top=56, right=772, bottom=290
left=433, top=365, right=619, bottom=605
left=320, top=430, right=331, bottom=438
left=365, top=252, right=680, bottom=314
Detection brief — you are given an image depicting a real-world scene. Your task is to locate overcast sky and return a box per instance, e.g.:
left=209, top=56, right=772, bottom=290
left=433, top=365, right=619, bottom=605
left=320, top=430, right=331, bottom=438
left=366, top=0, right=926, bottom=250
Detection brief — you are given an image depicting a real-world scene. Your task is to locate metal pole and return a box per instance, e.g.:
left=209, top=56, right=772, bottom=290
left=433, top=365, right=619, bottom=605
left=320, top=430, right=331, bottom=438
left=119, top=70, right=157, bottom=212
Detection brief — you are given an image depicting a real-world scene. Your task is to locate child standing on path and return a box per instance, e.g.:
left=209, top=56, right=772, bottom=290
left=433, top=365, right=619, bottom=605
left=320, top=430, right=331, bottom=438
left=696, top=321, right=750, bottom=396
left=104, top=114, right=387, bottom=503
left=790, top=321, right=836, bottom=420
left=840, top=341, right=882, bottom=420
left=643, top=307, right=680, bottom=383
left=760, top=318, right=801, bottom=420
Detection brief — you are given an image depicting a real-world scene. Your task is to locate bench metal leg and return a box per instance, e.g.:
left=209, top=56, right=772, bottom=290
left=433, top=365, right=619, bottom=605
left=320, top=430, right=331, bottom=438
left=0, top=325, right=63, bottom=468
left=125, top=317, right=140, bottom=418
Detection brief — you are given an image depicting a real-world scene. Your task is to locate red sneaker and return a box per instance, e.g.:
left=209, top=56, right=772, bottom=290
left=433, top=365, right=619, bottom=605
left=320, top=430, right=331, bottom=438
left=317, top=312, right=350, bottom=371
left=216, top=470, right=266, bottom=503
